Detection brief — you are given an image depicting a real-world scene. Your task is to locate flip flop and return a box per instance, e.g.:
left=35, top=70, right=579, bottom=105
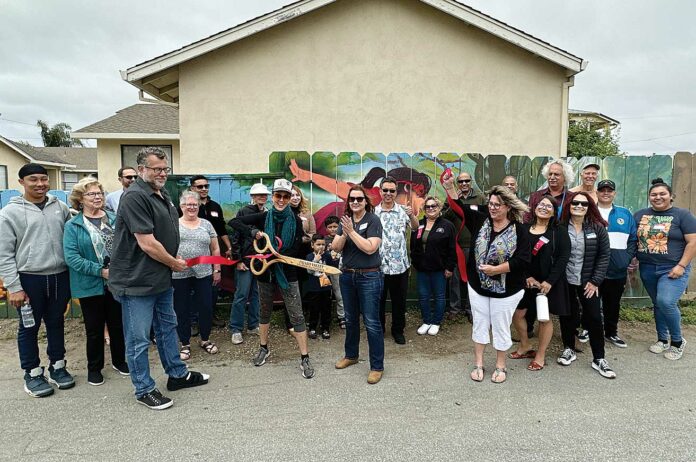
left=527, top=360, right=544, bottom=371
left=508, top=350, right=536, bottom=359
left=470, top=366, right=484, bottom=382
left=491, top=367, right=507, bottom=384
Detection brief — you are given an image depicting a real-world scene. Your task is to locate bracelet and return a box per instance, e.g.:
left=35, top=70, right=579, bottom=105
left=677, top=263, right=686, bottom=269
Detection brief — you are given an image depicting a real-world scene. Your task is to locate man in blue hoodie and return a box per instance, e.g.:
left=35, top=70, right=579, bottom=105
left=0, top=163, right=74, bottom=397
left=597, top=179, right=637, bottom=348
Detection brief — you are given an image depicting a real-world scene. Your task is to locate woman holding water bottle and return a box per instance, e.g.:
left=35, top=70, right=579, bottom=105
left=510, top=195, right=570, bottom=371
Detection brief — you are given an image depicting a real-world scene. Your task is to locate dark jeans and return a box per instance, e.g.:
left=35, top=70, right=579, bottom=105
left=560, top=284, right=605, bottom=360
left=306, top=290, right=332, bottom=331
left=17, top=272, right=71, bottom=372
left=173, top=276, right=213, bottom=345
left=601, top=277, right=626, bottom=338
left=341, top=271, right=384, bottom=371
left=79, top=288, right=126, bottom=372
left=379, top=270, right=409, bottom=336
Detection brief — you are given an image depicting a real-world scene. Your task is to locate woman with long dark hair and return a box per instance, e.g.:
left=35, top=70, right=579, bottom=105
left=557, top=192, right=613, bottom=378
left=634, top=178, right=696, bottom=360
left=331, top=185, right=385, bottom=384
left=510, top=195, right=570, bottom=371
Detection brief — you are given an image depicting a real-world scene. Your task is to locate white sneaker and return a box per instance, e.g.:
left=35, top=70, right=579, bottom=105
left=247, top=327, right=260, bottom=335
left=592, top=358, right=616, bottom=379
left=231, top=332, right=243, bottom=345
left=664, top=338, right=687, bottom=361
left=557, top=348, right=577, bottom=366
left=649, top=340, right=670, bottom=354
left=417, top=324, right=431, bottom=335
left=427, top=325, right=440, bottom=336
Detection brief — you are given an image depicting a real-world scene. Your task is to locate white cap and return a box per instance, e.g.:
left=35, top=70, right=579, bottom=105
left=272, top=179, right=293, bottom=193
left=249, top=183, right=270, bottom=195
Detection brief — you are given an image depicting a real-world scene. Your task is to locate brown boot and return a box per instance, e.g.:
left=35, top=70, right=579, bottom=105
left=367, top=370, right=383, bottom=384
left=335, top=358, right=359, bottom=369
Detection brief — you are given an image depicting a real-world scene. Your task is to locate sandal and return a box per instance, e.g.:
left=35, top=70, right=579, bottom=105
left=200, top=341, right=219, bottom=355
left=470, top=365, right=484, bottom=382
left=180, top=345, right=191, bottom=361
left=527, top=361, right=544, bottom=371
left=508, top=350, right=536, bottom=359
left=491, top=367, right=507, bottom=383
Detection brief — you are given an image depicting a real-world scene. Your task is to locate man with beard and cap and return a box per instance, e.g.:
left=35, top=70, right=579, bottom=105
left=526, top=160, right=575, bottom=223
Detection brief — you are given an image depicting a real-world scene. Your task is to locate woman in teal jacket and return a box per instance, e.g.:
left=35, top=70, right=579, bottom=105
left=63, top=178, right=128, bottom=386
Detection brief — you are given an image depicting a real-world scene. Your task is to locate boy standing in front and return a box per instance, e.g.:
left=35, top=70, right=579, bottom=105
left=323, top=216, right=345, bottom=329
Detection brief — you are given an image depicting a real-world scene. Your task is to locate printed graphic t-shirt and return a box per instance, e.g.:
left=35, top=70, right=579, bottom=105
left=633, top=207, right=696, bottom=266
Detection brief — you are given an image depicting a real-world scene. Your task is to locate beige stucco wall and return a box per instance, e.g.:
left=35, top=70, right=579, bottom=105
left=0, top=144, right=61, bottom=190
left=178, top=0, right=570, bottom=174
left=97, top=139, right=180, bottom=193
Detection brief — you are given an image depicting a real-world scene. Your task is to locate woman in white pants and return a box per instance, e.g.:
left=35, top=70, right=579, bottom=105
left=443, top=173, right=530, bottom=383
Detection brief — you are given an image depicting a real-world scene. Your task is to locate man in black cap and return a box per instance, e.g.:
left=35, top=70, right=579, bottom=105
left=570, top=163, right=600, bottom=203
left=597, top=179, right=637, bottom=348
left=0, top=163, right=73, bottom=397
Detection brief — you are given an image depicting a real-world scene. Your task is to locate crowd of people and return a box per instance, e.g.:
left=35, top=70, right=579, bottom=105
left=0, top=150, right=694, bottom=409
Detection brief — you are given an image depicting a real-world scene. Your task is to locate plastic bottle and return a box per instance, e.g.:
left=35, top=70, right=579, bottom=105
left=20, top=302, right=35, bottom=328
left=536, top=293, right=550, bottom=322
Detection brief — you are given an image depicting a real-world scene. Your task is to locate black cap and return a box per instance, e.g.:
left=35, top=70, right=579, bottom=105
left=583, top=163, right=600, bottom=171
left=597, top=179, right=616, bottom=190
left=18, top=163, right=48, bottom=179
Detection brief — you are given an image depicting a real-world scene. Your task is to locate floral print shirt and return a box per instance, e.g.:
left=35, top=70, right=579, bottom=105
left=375, top=203, right=411, bottom=275
left=634, top=207, right=696, bottom=266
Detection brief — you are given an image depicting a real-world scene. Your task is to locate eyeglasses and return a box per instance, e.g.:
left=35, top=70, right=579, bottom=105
left=348, top=196, right=365, bottom=203
left=488, top=202, right=503, bottom=209
left=536, top=203, right=554, bottom=210
left=457, top=179, right=472, bottom=184
left=424, top=204, right=438, bottom=210
left=194, top=184, right=209, bottom=190
left=273, top=193, right=291, bottom=200
left=121, top=175, right=137, bottom=180
left=571, top=200, right=589, bottom=207
left=143, top=166, right=171, bottom=175
left=83, top=192, right=104, bottom=198
left=183, top=204, right=199, bottom=209
left=381, top=188, right=396, bottom=194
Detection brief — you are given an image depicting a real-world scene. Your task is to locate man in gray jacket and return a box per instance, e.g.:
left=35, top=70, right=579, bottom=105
left=0, top=163, right=74, bottom=397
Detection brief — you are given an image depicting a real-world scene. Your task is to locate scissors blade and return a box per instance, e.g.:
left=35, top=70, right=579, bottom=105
left=276, top=256, right=342, bottom=275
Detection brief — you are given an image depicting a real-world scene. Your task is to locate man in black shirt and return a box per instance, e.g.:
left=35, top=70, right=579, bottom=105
left=110, top=147, right=209, bottom=410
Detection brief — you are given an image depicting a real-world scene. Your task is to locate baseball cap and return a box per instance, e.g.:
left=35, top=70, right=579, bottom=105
left=583, top=163, right=600, bottom=171
left=249, top=183, right=270, bottom=195
left=597, top=179, right=616, bottom=190
left=272, top=179, right=293, bottom=193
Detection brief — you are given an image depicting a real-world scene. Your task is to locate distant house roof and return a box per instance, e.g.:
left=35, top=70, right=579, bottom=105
left=73, top=103, right=179, bottom=139
left=0, top=136, right=97, bottom=171
left=569, top=109, right=620, bottom=130
left=121, top=0, right=587, bottom=103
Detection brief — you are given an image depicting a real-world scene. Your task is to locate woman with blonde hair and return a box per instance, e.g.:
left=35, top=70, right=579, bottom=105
left=63, top=177, right=128, bottom=386
left=443, top=174, right=531, bottom=383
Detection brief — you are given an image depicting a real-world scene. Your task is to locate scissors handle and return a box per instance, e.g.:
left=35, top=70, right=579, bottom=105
left=250, top=257, right=274, bottom=276
left=253, top=232, right=274, bottom=255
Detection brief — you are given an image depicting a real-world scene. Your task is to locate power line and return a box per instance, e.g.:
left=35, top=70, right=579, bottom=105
left=623, top=130, right=696, bottom=143
left=0, top=117, right=36, bottom=126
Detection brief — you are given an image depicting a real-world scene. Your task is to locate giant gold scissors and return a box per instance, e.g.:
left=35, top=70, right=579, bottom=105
left=250, top=232, right=342, bottom=276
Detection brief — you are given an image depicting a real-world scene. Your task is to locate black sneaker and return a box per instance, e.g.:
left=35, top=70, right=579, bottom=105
left=577, top=329, right=590, bottom=343
left=592, top=358, right=617, bottom=379
left=606, top=335, right=628, bottom=348
left=253, top=346, right=270, bottom=366
left=300, top=357, right=315, bottom=379
left=322, top=330, right=331, bottom=339
left=166, top=371, right=210, bottom=391
left=88, top=370, right=104, bottom=386
left=308, top=329, right=318, bottom=339
left=393, top=333, right=406, bottom=345
left=112, top=363, right=130, bottom=376
left=24, top=367, right=54, bottom=398
left=48, top=360, right=75, bottom=390
left=557, top=348, right=577, bottom=366
left=137, top=388, right=173, bottom=410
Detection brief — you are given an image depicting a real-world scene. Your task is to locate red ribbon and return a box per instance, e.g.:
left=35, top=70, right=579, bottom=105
left=440, top=167, right=468, bottom=283
left=185, top=256, right=239, bottom=267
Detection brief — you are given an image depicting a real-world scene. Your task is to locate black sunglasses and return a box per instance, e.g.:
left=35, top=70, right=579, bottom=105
left=571, top=200, right=589, bottom=207
left=194, top=184, right=210, bottom=190
left=348, top=196, right=365, bottom=203
left=381, top=188, right=396, bottom=194
left=121, top=175, right=137, bottom=180
left=424, top=204, right=438, bottom=210
left=273, top=193, right=291, bottom=200
left=457, top=179, right=472, bottom=184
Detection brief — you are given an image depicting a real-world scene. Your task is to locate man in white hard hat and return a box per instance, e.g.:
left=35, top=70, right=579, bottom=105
left=229, top=183, right=269, bottom=345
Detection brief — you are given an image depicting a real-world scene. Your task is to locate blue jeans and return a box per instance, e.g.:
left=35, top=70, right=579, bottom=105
left=229, top=268, right=260, bottom=333
left=17, top=272, right=71, bottom=372
left=173, top=276, right=213, bottom=345
left=340, top=271, right=384, bottom=371
left=417, top=270, right=447, bottom=325
left=640, top=263, right=691, bottom=343
left=118, top=288, right=188, bottom=398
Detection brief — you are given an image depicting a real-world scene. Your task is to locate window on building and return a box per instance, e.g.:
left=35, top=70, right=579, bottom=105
left=63, top=172, right=79, bottom=191
left=0, top=165, right=7, bottom=189
left=121, top=145, right=173, bottom=170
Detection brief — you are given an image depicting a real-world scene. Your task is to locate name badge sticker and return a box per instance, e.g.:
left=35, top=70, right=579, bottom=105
left=470, top=205, right=478, bottom=211
left=587, top=233, right=597, bottom=239
left=359, top=223, right=368, bottom=231
left=210, top=211, right=219, bottom=217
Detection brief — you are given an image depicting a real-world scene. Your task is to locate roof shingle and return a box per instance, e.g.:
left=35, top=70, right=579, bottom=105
left=74, top=104, right=179, bottom=135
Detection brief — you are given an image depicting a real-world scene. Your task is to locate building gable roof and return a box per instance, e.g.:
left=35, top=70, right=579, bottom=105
left=121, top=0, right=587, bottom=103
left=0, top=136, right=76, bottom=168
left=72, top=104, right=179, bottom=139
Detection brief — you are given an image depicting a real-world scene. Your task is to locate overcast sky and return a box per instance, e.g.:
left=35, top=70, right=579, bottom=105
left=1, top=0, right=694, bottom=155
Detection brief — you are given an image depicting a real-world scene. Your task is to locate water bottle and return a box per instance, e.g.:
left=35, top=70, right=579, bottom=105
left=20, top=302, right=35, bottom=328
left=536, top=293, right=550, bottom=322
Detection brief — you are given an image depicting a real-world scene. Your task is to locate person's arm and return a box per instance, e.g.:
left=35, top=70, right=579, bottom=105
left=340, top=215, right=381, bottom=255
left=0, top=215, right=25, bottom=304
left=134, top=233, right=186, bottom=271
left=63, top=222, right=103, bottom=278
left=626, top=212, right=638, bottom=259
left=209, top=226, right=222, bottom=285
left=588, top=225, right=611, bottom=294
left=670, top=233, right=696, bottom=279
left=228, top=211, right=265, bottom=240
left=445, top=221, right=457, bottom=272
left=545, top=227, right=571, bottom=286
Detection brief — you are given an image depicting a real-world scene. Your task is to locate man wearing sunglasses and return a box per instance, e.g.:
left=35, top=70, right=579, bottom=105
left=376, top=176, right=418, bottom=344
left=105, top=166, right=137, bottom=212
left=442, top=172, right=485, bottom=322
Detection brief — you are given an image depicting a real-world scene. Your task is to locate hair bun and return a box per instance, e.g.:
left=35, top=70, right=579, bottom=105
left=651, top=178, right=664, bottom=185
